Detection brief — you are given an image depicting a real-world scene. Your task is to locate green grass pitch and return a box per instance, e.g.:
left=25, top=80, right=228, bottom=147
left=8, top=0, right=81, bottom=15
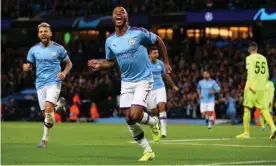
left=1, top=122, right=276, bottom=165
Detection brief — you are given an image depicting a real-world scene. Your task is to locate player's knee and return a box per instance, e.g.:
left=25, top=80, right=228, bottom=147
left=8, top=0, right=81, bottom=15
left=45, top=101, right=55, bottom=113
left=130, top=112, right=142, bottom=122
left=158, top=103, right=166, bottom=112
left=124, top=110, right=133, bottom=124
left=151, top=107, right=159, bottom=116
left=130, top=107, right=143, bottom=122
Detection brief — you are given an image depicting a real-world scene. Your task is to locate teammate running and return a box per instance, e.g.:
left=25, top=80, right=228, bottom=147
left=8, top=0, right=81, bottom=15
left=23, top=22, right=72, bottom=147
left=147, top=46, right=178, bottom=137
left=197, top=71, right=220, bottom=130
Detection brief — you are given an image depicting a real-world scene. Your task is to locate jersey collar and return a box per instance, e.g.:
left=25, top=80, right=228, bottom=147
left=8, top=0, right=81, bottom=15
left=115, top=26, right=130, bottom=37
left=40, top=41, right=52, bottom=48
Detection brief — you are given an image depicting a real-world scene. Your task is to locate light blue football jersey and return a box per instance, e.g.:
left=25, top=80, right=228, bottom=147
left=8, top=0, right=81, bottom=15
left=27, top=41, right=69, bottom=89
left=151, top=59, right=166, bottom=90
left=197, top=79, right=220, bottom=103
left=226, top=97, right=236, bottom=113
left=105, top=26, right=157, bottom=82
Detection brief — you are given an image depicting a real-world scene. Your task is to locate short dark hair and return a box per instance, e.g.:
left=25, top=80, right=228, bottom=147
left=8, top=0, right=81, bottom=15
left=38, top=22, right=51, bottom=31
left=248, top=42, right=258, bottom=51
left=148, top=45, right=158, bottom=54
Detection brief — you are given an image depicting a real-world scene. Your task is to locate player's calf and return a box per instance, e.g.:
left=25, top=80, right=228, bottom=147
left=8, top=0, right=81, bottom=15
left=236, top=107, right=251, bottom=139
left=125, top=108, right=154, bottom=159
left=206, top=111, right=214, bottom=130
left=157, top=102, right=167, bottom=137
left=130, top=107, right=144, bottom=123
left=128, top=123, right=153, bottom=155
left=124, top=109, right=134, bottom=125
left=201, top=113, right=208, bottom=125
left=130, top=105, right=161, bottom=142
left=38, top=101, right=55, bottom=148
left=45, top=101, right=55, bottom=124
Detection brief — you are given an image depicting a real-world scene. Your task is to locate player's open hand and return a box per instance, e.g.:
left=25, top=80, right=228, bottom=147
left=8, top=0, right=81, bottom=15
left=57, top=72, right=66, bottom=80
left=165, top=63, right=172, bottom=74
left=88, top=60, right=101, bottom=69
left=173, top=86, right=179, bottom=92
left=23, top=63, right=32, bottom=71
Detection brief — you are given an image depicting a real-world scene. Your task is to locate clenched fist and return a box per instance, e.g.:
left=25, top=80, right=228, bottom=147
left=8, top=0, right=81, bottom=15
left=23, top=63, right=32, bottom=71
left=57, top=72, right=66, bottom=80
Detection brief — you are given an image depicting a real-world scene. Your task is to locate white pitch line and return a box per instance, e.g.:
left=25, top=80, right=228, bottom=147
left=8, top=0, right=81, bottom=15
left=129, top=138, right=231, bottom=144
left=128, top=138, right=276, bottom=148
left=212, top=160, right=276, bottom=165
left=69, top=143, right=126, bottom=146
left=161, top=142, right=276, bottom=148
left=160, top=138, right=232, bottom=142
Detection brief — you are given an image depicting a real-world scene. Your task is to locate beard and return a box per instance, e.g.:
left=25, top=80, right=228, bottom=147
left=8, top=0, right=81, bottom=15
left=40, top=37, right=50, bottom=45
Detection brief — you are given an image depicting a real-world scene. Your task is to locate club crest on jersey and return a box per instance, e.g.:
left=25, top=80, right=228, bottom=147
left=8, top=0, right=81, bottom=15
left=52, top=52, right=57, bottom=56
left=128, top=38, right=135, bottom=46
left=157, top=65, right=162, bottom=69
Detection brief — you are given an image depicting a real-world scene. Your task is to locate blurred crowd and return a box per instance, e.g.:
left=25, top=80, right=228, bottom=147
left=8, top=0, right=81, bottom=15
left=2, top=0, right=276, bottom=123
left=2, top=0, right=275, bottom=18
left=165, top=39, right=276, bottom=121
left=2, top=33, right=276, bottom=122
left=1, top=46, right=35, bottom=96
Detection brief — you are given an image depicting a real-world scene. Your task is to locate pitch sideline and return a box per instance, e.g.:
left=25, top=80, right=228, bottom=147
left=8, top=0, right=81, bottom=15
left=128, top=138, right=276, bottom=148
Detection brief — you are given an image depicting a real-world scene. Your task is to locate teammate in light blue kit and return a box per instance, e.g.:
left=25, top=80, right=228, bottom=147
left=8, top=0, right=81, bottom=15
left=88, top=7, right=171, bottom=161
left=23, top=22, right=72, bottom=148
left=197, top=71, right=220, bottom=130
left=147, top=46, right=178, bottom=138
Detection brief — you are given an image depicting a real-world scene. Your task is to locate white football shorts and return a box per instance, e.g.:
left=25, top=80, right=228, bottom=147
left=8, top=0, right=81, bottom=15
left=147, top=87, right=167, bottom=110
left=120, top=80, right=153, bottom=109
left=37, top=84, right=61, bottom=111
left=200, top=102, right=215, bottom=113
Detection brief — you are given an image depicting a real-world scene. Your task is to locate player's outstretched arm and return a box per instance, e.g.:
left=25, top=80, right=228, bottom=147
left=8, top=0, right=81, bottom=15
left=163, top=73, right=178, bottom=92
left=57, top=58, right=73, bottom=80
left=88, top=59, right=114, bottom=70
left=156, top=36, right=172, bottom=73
left=22, top=62, right=33, bottom=72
